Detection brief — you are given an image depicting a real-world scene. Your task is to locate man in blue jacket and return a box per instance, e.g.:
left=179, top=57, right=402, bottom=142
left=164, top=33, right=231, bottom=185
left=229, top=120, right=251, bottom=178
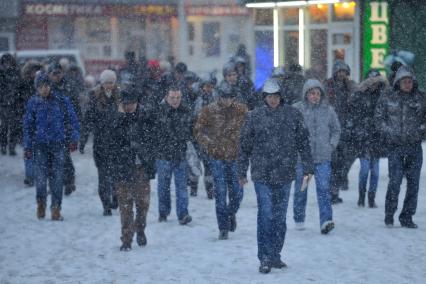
left=23, top=73, right=79, bottom=221
left=238, top=78, right=313, bottom=274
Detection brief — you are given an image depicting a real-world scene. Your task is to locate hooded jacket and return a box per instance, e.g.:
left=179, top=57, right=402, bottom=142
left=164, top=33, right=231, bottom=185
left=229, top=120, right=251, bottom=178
left=375, top=67, right=426, bottom=147
left=293, top=79, right=341, bottom=163
left=23, top=91, right=80, bottom=150
left=238, top=104, right=314, bottom=185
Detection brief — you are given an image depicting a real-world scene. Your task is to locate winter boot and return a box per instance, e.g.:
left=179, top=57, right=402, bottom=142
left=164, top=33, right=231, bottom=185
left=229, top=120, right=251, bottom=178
left=218, top=230, right=229, bottom=240
left=120, top=243, right=132, bottom=251
left=64, top=184, right=76, bottom=196
left=24, top=178, right=34, bottom=187
left=103, top=209, right=112, bottom=216
left=271, top=259, right=288, bottom=269
left=368, top=192, right=377, bottom=208
left=357, top=190, right=366, bottom=207
left=205, top=181, right=214, bottom=200
left=384, top=215, right=394, bottom=227
left=229, top=214, right=237, bottom=232
left=321, top=221, right=335, bottom=235
left=136, top=232, right=147, bottom=246
left=399, top=215, right=418, bottom=229
left=158, top=215, right=167, bottom=222
left=190, top=180, right=198, bottom=197
left=1, top=146, right=6, bottom=155
left=37, top=202, right=46, bottom=219
left=51, top=208, right=64, bottom=221
left=259, top=262, right=271, bottom=274
left=331, top=194, right=343, bottom=205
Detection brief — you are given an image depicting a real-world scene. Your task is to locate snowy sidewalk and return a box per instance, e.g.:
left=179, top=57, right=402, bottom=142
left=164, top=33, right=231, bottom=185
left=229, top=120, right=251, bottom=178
left=1, top=146, right=426, bottom=284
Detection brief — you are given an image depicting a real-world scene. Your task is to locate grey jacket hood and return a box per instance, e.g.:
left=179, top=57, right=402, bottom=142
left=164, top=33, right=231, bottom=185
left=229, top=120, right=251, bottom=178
left=332, top=60, right=351, bottom=76
left=302, top=79, right=325, bottom=101
left=393, top=66, right=417, bottom=89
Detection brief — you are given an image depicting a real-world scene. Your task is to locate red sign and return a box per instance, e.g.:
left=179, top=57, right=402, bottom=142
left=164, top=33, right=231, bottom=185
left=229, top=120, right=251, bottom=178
left=16, top=17, right=49, bottom=50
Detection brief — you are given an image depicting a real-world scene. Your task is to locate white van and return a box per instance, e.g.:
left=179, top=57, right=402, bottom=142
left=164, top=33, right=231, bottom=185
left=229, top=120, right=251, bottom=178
left=1, top=49, right=85, bottom=75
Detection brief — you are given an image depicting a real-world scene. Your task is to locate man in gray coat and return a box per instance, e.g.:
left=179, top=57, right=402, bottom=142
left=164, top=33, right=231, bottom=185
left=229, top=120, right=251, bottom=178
left=292, top=79, right=341, bottom=233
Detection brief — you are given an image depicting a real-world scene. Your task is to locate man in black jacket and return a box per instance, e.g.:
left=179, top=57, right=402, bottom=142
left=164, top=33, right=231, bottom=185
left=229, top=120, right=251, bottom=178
left=238, top=78, right=314, bottom=274
left=113, top=89, right=156, bottom=251
left=375, top=66, right=426, bottom=229
left=155, top=85, right=193, bottom=225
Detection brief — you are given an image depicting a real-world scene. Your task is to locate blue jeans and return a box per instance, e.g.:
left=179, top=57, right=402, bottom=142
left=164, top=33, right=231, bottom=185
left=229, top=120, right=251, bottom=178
left=156, top=160, right=189, bottom=220
left=254, top=182, right=291, bottom=264
left=210, top=160, right=244, bottom=231
left=359, top=158, right=379, bottom=193
left=385, top=144, right=422, bottom=219
left=293, top=162, right=333, bottom=228
left=25, top=157, right=34, bottom=180
left=34, top=143, right=65, bottom=209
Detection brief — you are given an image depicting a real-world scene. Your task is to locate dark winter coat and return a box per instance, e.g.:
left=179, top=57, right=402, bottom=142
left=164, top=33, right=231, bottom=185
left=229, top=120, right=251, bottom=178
left=282, top=72, right=305, bottom=105
left=324, top=77, right=358, bottom=142
left=238, top=104, right=314, bottom=185
left=23, top=92, right=80, bottom=151
left=112, top=105, right=157, bottom=181
left=141, top=77, right=166, bottom=109
left=293, top=79, right=341, bottom=163
left=374, top=67, right=426, bottom=148
left=154, top=102, right=192, bottom=161
left=80, top=85, right=120, bottom=158
left=346, top=76, right=388, bottom=158
left=50, top=78, right=82, bottom=122
left=194, top=99, right=248, bottom=161
left=238, top=75, right=257, bottom=110
left=0, top=64, right=21, bottom=116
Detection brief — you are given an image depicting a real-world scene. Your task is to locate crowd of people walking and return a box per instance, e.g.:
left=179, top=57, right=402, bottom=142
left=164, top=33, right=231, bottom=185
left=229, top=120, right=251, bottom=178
left=1, top=48, right=425, bottom=273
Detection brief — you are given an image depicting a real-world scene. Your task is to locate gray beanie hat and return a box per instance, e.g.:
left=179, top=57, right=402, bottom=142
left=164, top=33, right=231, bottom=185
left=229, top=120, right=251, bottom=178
left=100, top=69, right=117, bottom=85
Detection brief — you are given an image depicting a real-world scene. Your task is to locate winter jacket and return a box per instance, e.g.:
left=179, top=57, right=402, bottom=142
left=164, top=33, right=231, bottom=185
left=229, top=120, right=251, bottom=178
left=238, top=75, right=257, bottom=110
left=194, top=99, right=248, bottom=161
left=80, top=85, right=120, bottom=155
left=154, top=102, right=192, bottom=161
left=375, top=67, right=426, bottom=147
left=346, top=76, right=388, bottom=158
left=238, top=104, right=314, bottom=185
left=293, top=79, right=341, bottom=163
left=324, top=77, right=358, bottom=142
left=51, top=78, right=82, bottom=122
left=0, top=65, right=21, bottom=115
left=23, top=92, right=80, bottom=151
left=112, top=105, right=157, bottom=181
left=282, top=72, right=305, bottom=105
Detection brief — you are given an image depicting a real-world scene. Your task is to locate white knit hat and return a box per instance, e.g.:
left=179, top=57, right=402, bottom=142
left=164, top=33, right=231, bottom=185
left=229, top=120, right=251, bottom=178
left=99, top=69, right=117, bottom=84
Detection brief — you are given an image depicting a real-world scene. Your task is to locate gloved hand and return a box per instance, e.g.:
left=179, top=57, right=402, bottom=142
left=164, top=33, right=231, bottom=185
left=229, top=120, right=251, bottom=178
left=69, top=143, right=78, bottom=152
left=79, top=144, right=85, bottom=154
left=24, top=149, right=32, bottom=160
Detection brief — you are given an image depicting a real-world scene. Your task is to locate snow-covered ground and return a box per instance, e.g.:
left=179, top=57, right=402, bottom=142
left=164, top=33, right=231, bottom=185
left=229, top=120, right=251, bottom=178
left=1, top=145, right=426, bottom=284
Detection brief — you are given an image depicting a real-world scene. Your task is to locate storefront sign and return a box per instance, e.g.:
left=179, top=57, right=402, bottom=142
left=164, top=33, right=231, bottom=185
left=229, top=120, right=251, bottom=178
left=363, top=0, right=390, bottom=76
left=23, top=3, right=177, bottom=17
left=186, top=6, right=249, bottom=16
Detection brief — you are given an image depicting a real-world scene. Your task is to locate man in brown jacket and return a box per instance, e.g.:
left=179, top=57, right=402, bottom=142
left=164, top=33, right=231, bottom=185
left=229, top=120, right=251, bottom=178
left=194, top=82, right=248, bottom=240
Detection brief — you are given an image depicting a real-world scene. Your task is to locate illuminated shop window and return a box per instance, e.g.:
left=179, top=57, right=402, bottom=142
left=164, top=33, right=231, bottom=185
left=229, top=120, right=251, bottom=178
left=333, top=2, right=356, bottom=22
left=282, top=8, right=299, bottom=26
left=202, top=22, right=220, bottom=57
left=255, top=9, right=273, bottom=25
left=283, top=31, right=299, bottom=67
left=308, top=4, right=328, bottom=24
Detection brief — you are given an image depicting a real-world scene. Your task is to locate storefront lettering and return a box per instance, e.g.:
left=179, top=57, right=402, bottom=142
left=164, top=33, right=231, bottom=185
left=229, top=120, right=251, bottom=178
left=363, top=1, right=390, bottom=76
left=25, top=4, right=102, bottom=16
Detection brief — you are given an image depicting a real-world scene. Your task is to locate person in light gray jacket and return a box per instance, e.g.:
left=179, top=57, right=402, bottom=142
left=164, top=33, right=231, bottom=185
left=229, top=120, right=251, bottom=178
left=292, top=79, right=341, bottom=233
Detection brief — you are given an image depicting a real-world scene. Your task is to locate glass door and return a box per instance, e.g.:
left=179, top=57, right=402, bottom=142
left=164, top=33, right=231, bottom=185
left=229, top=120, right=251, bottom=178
left=328, top=28, right=354, bottom=78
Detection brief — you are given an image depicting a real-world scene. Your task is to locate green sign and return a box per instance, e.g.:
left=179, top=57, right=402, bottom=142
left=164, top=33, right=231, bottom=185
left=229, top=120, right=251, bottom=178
left=363, top=0, right=390, bottom=77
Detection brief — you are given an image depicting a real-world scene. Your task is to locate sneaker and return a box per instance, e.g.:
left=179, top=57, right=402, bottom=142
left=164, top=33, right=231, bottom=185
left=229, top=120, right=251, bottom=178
left=179, top=214, right=192, bottom=225
left=229, top=214, right=237, bottom=232
left=385, top=215, right=394, bottom=228
left=51, top=208, right=64, bottom=221
left=271, top=259, right=287, bottom=269
left=120, top=243, right=132, bottom=251
left=218, top=230, right=229, bottom=240
left=103, top=209, right=112, bottom=216
left=295, top=222, right=305, bottom=231
left=321, top=221, right=335, bottom=234
left=259, top=262, right=271, bottom=274
left=64, top=185, right=76, bottom=196
left=158, top=215, right=167, bottom=222
left=136, top=232, right=147, bottom=246
left=37, top=202, right=46, bottom=219
left=399, top=216, right=418, bottom=229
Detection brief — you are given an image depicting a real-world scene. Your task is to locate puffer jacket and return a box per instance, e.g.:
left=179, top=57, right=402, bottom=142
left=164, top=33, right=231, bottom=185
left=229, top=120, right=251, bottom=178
left=375, top=67, right=426, bottom=147
left=194, top=99, right=248, bottom=161
left=293, top=79, right=341, bottom=163
left=238, top=104, right=314, bottom=185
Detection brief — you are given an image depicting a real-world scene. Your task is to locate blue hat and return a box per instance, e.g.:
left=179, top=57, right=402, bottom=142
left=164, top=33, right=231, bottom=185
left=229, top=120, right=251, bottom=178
left=34, top=73, right=50, bottom=89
